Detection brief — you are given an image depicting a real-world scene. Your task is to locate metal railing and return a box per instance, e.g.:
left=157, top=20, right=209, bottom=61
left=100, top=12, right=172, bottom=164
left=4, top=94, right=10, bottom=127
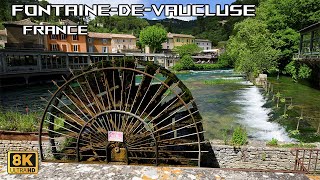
left=291, top=148, right=320, bottom=174
left=293, top=53, right=320, bottom=60
left=5, top=43, right=45, bottom=50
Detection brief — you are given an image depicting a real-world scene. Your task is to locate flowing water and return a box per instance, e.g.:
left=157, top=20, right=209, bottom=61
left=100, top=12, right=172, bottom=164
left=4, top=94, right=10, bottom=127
left=0, top=69, right=292, bottom=142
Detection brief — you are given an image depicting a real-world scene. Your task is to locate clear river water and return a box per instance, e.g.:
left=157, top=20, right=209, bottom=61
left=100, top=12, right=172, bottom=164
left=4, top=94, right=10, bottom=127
left=0, top=69, right=292, bottom=142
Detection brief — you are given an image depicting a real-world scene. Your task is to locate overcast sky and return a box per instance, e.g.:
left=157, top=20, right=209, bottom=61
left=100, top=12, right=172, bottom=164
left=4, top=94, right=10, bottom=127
left=48, top=0, right=235, bottom=21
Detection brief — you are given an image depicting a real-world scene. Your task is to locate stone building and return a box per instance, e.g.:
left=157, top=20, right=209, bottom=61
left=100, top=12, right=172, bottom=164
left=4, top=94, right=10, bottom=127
left=195, top=39, right=212, bottom=50
left=3, top=18, right=45, bottom=51
left=111, top=34, right=137, bottom=53
left=162, top=33, right=195, bottom=50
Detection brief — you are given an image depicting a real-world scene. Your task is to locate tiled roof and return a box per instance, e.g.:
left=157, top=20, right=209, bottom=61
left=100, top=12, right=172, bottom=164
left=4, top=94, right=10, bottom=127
left=0, top=29, right=7, bottom=36
left=3, top=18, right=37, bottom=26
left=88, top=32, right=136, bottom=39
left=195, top=39, right=211, bottom=42
left=88, top=32, right=112, bottom=39
left=167, top=33, right=194, bottom=38
left=111, top=34, right=136, bottom=39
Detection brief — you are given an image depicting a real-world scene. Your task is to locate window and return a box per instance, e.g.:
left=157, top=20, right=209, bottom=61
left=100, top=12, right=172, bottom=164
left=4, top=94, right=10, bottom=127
left=61, top=34, right=67, bottom=40
left=123, top=39, right=125, bottom=42
left=102, top=39, right=107, bottom=44
left=51, top=44, right=58, bottom=51
left=88, top=38, right=92, bottom=43
left=207, top=43, right=209, bottom=45
left=72, top=35, right=79, bottom=41
left=102, top=47, right=108, bottom=53
left=187, top=39, right=189, bottom=43
left=89, top=46, right=93, bottom=52
left=51, top=35, right=57, bottom=39
left=73, top=45, right=79, bottom=52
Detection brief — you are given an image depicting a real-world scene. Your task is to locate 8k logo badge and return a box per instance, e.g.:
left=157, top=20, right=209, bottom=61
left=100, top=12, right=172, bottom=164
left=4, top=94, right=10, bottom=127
left=7, top=151, right=38, bottom=174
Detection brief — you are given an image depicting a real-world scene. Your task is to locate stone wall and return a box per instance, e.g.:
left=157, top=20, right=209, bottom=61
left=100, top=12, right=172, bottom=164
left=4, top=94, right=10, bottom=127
left=0, top=140, right=49, bottom=161
left=209, top=143, right=295, bottom=170
left=0, top=139, right=297, bottom=170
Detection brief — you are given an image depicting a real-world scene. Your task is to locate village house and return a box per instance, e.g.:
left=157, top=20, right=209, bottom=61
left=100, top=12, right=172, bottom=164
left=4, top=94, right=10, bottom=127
left=111, top=34, right=137, bottom=53
left=0, top=29, right=7, bottom=49
left=162, top=33, right=195, bottom=50
left=46, top=20, right=87, bottom=53
left=195, top=39, right=212, bottom=50
left=87, top=32, right=112, bottom=53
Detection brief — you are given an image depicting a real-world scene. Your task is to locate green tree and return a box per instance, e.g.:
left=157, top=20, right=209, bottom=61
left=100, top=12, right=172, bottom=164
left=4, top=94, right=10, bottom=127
left=173, top=44, right=201, bottom=57
left=226, top=19, right=280, bottom=76
left=172, top=55, right=195, bottom=71
left=139, top=25, right=167, bottom=53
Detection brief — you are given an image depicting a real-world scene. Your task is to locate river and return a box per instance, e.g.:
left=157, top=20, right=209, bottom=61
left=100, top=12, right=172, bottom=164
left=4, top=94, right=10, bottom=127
left=0, top=69, right=292, bottom=142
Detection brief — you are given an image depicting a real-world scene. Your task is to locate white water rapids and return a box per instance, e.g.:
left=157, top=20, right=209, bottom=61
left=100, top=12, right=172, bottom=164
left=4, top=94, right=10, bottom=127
left=234, top=84, right=293, bottom=142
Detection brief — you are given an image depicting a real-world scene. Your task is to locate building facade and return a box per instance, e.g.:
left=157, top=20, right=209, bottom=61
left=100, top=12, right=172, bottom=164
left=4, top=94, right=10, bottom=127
left=195, top=39, right=212, bottom=50
left=162, top=33, right=195, bottom=50
left=0, top=29, right=7, bottom=49
left=111, top=34, right=137, bottom=53
left=87, top=32, right=112, bottom=53
left=46, top=34, right=87, bottom=53
left=3, top=19, right=45, bottom=50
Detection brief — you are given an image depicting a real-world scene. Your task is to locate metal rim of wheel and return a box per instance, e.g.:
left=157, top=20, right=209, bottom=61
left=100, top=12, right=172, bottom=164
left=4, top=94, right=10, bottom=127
left=39, top=58, right=205, bottom=166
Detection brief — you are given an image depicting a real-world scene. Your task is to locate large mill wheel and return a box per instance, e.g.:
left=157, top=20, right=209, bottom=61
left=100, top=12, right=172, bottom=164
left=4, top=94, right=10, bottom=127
left=39, top=58, right=205, bottom=166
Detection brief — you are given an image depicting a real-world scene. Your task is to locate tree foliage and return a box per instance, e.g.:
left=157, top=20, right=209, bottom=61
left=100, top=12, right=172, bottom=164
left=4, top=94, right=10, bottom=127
left=139, top=25, right=167, bottom=53
left=172, top=55, right=195, bottom=71
left=173, top=44, right=201, bottom=57
left=226, top=19, right=280, bottom=76
left=223, top=0, right=319, bottom=79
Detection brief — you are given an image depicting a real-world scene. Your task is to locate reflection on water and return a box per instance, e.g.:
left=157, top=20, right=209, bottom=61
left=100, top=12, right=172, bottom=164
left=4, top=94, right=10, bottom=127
left=0, top=69, right=292, bottom=141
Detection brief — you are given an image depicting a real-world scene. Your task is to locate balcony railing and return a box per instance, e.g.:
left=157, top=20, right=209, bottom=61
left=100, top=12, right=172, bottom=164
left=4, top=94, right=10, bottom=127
left=293, top=53, right=320, bottom=61
left=5, top=43, right=45, bottom=50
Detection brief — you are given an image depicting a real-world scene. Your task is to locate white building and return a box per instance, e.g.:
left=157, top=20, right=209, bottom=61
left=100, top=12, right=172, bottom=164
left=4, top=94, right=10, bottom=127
left=195, top=39, right=212, bottom=50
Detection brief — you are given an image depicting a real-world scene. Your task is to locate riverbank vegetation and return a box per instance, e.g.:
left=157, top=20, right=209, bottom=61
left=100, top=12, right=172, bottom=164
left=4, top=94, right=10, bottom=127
left=265, top=76, right=320, bottom=142
left=0, top=111, right=40, bottom=132
left=223, top=0, right=319, bottom=79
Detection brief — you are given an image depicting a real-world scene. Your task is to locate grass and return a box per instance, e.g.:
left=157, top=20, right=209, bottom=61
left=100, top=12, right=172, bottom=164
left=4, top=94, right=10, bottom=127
left=266, top=138, right=278, bottom=146
left=0, top=111, right=41, bottom=132
left=267, top=76, right=320, bottom=142
left=203, top=79, right=242, bottom=85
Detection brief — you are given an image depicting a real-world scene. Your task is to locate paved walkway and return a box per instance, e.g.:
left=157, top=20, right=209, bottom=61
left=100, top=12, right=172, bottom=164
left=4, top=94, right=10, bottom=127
left=0, top=162, right=309, bottom=180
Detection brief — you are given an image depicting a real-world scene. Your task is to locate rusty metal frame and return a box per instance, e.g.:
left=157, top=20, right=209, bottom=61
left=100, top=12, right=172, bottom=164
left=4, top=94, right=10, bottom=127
left=39, top=60, right=204, bottom=166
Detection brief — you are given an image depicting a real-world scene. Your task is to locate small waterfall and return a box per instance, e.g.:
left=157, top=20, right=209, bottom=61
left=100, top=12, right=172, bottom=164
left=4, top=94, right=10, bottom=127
left=234, top=85, right=293, bottom=142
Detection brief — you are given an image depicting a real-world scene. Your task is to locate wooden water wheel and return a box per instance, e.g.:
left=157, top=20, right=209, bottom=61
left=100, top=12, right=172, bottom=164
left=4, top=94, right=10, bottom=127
left=39, top=58, right=205, bottom=166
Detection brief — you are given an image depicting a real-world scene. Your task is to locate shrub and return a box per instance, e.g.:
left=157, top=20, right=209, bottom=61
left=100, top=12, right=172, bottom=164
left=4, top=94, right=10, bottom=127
left=231, top=126, right=248, bottom=146
left=267, top=138, right=278, bottom=146
left=172, top=55, right=195, bottom=71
